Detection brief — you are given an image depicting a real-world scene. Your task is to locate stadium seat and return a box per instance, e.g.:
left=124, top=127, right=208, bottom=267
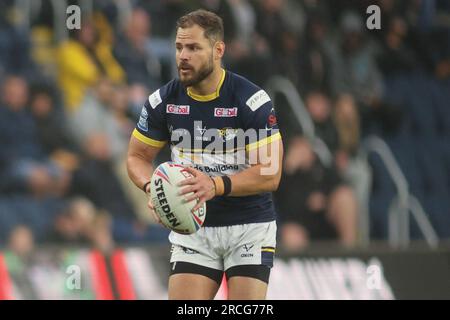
left=368, top=153, right=396, bottom=239
left=0, top=196, right=62, bottom=243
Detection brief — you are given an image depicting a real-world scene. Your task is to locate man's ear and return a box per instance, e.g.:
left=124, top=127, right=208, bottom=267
left=214, top=41, right=225, bottom=60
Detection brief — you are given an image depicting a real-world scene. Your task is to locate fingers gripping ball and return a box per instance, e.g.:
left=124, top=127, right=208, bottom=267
left=150, top=162, right=206, bottom=234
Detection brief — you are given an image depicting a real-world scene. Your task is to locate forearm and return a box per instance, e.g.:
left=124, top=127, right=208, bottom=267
left=126, top=154, right=154, bottom=191
left=224, top=139, right=283, bottom=197
left=224, top=164, right=281, bottom=196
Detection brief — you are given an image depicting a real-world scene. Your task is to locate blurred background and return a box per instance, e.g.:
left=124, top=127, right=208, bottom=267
left=0, top=0, right=449, bottom=299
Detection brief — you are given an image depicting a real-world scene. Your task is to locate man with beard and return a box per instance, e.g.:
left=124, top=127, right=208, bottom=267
left=127, top=10, right=283, bottom=299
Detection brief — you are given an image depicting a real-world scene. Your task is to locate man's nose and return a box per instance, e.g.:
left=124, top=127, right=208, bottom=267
left=179, top=48, right=189, bottom=60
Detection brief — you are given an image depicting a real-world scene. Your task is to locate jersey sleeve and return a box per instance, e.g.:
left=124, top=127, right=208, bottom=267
left=242, top=89, right=282, bottom=151
left=132, top=89, right=168, bottom=148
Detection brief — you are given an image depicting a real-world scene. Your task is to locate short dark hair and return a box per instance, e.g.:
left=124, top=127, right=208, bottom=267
left=176, top=9, right=224, bottom=44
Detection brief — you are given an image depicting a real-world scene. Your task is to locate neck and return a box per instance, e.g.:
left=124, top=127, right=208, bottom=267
left=188, top=66, right=224, bottom=96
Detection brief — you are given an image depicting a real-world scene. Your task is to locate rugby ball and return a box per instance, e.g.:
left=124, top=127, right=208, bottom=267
left=150, top=162, right=206, bottom=234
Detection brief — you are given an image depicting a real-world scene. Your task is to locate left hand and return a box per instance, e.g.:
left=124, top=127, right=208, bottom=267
left=177, top=166, right=216, bottom=212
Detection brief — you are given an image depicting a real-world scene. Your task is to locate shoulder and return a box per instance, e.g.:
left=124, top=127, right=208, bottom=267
left=146, top=78, right=181, bottom=110
left=227, top=71, right=271, bottom=112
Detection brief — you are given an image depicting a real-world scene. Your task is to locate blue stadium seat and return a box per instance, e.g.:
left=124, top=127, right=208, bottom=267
left=0, top=198, right=21, bottom=242
left=429, top=79, right=450, bottom=137
left=112, top=216, right=170, bottom=244
left=368, top=152, right=396, bottom=239
left=386, top=136, right=425, bottom=201
left=412, top=140, right=449, bottom=238
left=383, top=75, right=411, bottom=108
left=0, top=196, right=62, bottom=243
left=406, top=75, right=438, bottom=138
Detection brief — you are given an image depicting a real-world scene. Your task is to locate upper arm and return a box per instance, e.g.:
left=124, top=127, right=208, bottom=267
left=127, top=134, right=163, bottom=163
left=134, top=89, right=169, bottom=145
left=128, top=88, right=169, bottom=162
left=247, top=134, right=284, bottom=180
left=242, top=88, right=283, bottom=173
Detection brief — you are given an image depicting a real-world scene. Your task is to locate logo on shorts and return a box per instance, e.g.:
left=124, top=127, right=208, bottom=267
left=181, top=246, right=198, bottom=254
left=241, top=244, right=254, bottom=258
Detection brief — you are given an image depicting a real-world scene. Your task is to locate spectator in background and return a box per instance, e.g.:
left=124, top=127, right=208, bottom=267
left=109, top=85, right=136, bottom=135
left=305, top=90, right=339, bottom=153
left=218, top=0, right=272, bottom=83
left=333, top=94, right=370, bottom=220
left=68, top=78, right=132, bottom=163
left=275, top=28, right=301, bottom=87
left=138, top=0, right=188, bottom=38
left=376, top=16, right=419, bottom=76
left=46, top=197, right=114, bottom=252
left=0, top=2, right=35, bottom=79
left=0, top=75, right=69, bottom=197
left=328, top=11, right=383, bottom=109
left=113, top=8, right=162, bottom=90
left=255, top=0, right=286, bottom=53
left=29, top=85, right=80, bottom=174
left=69, top=130, right=136, bottom=222
left=7, top=225, right=35, bottom=262
left=5, top=225, right=39, bottom=299
left=297, top=12, right=333, bottom=95
left=107, top=84, right=155, bottom=225
left=328, top=11, right=405, bottom=135
left=333, top=94, right=360, bottom=159
left=275, top=137, right=358, bottom=251
left=67, top=127, right=161, bottom=244
left=255, top=0, right=290, bottom=77
left=427, top=0, right=450, bottom=80
left=56, top=16, right=125, bottom=112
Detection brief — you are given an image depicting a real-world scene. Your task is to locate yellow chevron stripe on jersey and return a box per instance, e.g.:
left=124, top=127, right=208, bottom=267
left=187, top=69, right=226, bottom=102
left=245, top=132, right=281, bottom=152
left=132, top=129, right=167, bottom=148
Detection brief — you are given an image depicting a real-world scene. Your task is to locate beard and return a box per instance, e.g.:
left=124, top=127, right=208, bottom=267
left=177, top=57, right=214, bottom=87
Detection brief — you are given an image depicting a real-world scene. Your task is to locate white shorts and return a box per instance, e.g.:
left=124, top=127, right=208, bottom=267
left=169, top=221, right=277, bottom=271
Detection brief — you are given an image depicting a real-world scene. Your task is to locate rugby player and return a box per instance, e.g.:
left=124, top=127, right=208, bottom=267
left=127, top=9, right=283, bottom=300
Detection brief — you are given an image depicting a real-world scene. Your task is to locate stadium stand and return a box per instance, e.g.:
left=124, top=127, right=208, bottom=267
left=0, top=0, right=448, bottom=254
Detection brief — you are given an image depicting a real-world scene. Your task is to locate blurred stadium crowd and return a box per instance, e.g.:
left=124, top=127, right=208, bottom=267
left=0, top=0, right=449, bottom=256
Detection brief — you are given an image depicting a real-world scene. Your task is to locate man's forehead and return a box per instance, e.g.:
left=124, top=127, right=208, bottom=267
left=175, top=25, right=207, bottom=42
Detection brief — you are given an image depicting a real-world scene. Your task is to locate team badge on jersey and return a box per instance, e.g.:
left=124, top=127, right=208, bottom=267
left=218, top=127, right=238, bottom=141
left=138, top=106, right=149, bottom=132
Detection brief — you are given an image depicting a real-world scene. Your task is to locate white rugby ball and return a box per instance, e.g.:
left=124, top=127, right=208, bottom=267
left=150, top=162, right=206, bottom=234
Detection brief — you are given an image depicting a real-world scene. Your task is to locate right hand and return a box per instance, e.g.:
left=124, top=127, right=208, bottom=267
left=145, top=189, right=164, bottom=227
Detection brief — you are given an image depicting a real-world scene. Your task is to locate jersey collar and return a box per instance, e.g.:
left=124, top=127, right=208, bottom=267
left=186, top=68, right=226, bottom=102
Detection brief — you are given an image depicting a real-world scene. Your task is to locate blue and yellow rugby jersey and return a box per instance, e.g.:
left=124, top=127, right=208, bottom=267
left=133, top=69, right=281, bottom=226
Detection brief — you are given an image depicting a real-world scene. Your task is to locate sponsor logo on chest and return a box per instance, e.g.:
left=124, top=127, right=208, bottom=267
left=214, top=107, right=238, bottom=117
left=166, top=104, right=190, bottom=115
